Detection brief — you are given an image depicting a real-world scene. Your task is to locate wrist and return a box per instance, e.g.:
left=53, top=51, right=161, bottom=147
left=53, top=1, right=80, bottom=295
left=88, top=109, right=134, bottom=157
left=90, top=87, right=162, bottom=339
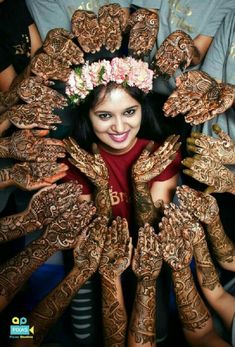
left=0, top=136, right=11, bottom=158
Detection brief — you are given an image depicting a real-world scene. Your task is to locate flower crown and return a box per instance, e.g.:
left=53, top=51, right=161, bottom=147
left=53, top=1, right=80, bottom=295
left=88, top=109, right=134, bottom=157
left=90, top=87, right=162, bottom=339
left=65, top=57, right=154, bottom=104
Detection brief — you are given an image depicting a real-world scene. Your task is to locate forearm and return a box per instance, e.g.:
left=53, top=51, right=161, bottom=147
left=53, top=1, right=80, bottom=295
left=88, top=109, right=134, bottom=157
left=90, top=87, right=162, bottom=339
left=206, top=215, right=235, bottom=270
left=24, top=266, right=90, bottom=347
left=101, top=275, right=127, bottom=347
left=172, top=267, right=210, bottom=333
left=0, top=237, right=55, bottom=310
left=193, top=239, right=219, bottom=290
left=0, top=209, right=41, bottom=243
left=133, top=183, right=156, bottom=227
left=94, top=185, right=112, bottom=220
left=128, top=279, right=156, bottom=347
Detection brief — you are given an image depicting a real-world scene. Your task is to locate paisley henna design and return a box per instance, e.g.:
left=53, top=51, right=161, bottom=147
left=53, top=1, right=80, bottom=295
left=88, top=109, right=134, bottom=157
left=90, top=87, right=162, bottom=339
left=176, top=185, right=219, bottom=224
left=3, top=103, right=61, bottom=130
left=98, top=4, right=127, bottom=53
left=31, top=53, right=72, bottom=82
left=153, top=30, right=194, bottom=78
left=163, top=71, right=217, bottom=117
left=65, top=138, right=112, bottom=218
left=7, top=129, right=66, bottom=162
left=99, top=217, right=131, bottom=347
left=0, top=181, right=81, bottom=243
left=71, top=10, right=104, bottom=53
left=129, top=224, right=161, bottom=344
left=18, top=77, right=67, bottom=109
left=210, top=83, right=235, bottom=116
left=187, top=125, right=235, bottom=165
left=182, top=155, right=235, bottom=194
left=128, top=8, right=159, bottom=57
left=43, top=28, right=84, bottom=66
left=21, top=217, right=107, bottom=346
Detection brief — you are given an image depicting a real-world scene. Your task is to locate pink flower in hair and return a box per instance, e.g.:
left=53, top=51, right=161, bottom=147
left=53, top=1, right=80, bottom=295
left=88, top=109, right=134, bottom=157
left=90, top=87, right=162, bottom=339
left=111, top=57, right=131, bottom=84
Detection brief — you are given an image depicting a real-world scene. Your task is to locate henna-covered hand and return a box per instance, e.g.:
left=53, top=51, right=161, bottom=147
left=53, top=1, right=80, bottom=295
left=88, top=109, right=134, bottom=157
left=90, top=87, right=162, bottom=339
left=7, top=129, right=66, bottom=161
left=0, top=86, right=20, bottom=115
left=98, top=4, right=127, bottom=53
left=18, top=76, right=67, bottom=109
left=163, top=70, right=216, bottom=117
left=159, top=205, right=193, bottom=270
left=6, top=161, right=68, bottom=190
left=73, top=216, right=107, bottom=277
left=44, top=200, right=96, bottom=251
left=3, top=103, right=61, bottom=130
left=182, top=155, right=235, bottom=194
left=99, top=217, right=132, bottom=279
left=132, top=135, right=180, bottom=183
left=43, top=28, right=84, bottom=66
left=65, top=137, right=109, bottom=188
left=187, top=125, right=235, bottom=165
left=132, top=223, right=162, bottom=281
left=128, top=8, right=159, bottom=57
left=176, top=185, right=219, bottom=224
left=153, top=30, right=194, bottom=78
left=31, top=53, right=72, bottom=82
left=71, top=10, right=104, bottom=53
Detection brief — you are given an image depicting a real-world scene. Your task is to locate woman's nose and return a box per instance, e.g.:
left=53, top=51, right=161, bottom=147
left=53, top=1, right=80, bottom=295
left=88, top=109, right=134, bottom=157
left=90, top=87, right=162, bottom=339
left=111, top=116, right=125, bottom=133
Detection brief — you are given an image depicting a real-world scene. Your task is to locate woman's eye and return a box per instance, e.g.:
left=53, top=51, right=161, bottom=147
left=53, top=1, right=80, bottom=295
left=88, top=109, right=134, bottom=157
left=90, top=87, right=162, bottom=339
left=98, top=113, right=111, bottom=119
left=124, top=108, right=135, bottom=116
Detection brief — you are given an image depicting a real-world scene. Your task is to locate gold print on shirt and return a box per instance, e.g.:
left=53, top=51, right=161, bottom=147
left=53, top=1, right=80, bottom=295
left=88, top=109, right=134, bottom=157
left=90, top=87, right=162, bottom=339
left=13, top=34, right=31, bottom=57
left=168, top=0, right=194, bottom=33
left=109, top=186, right=129, bottom=206
left=229, top=43, right=235, bottom=59
left=68, top=0, right=111, bottom=16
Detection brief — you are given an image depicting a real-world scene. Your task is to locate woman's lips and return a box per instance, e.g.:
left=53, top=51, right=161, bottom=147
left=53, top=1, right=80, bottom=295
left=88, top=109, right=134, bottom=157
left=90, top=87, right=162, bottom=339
left=108, top=131, right=129, bottom=143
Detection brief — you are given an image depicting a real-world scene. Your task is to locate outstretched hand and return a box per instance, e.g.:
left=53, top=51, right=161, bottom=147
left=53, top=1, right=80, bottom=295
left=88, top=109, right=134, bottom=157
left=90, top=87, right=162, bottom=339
left=132, top=135, right=180, bottom=184
left=153, top=30, right=194, bottom=78
left=128, top=8, right=159, bottom=57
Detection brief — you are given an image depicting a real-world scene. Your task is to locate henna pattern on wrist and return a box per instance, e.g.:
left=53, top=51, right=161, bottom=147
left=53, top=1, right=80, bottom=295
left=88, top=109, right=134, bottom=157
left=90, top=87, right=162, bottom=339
left=133, top=183, right=156, bottom=226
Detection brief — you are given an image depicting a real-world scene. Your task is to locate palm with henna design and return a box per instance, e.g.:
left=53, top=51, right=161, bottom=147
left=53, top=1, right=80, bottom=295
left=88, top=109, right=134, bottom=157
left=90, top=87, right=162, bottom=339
left=65, top=137, right=109, bottom=188
left=5, top=129, right=66, bottom=162
left=3, top=103, right=61, bottom=130
left=132, top=224, right=162, bottom=281
left=99, top=217, right=132, bottom=280
left=98, top=4, right=127, bottom=53
left=176, top=185, right=219, bottom=225
left=42, top=28, right=84, bottom=66
left=132, top=135, right=181, bottom=184
left=187, top=124, right=235, bottom=165
left=71, top=10, right=104, bottom=53
left=182, top=155, right=235, bottom=194
left=5, top=162, right=68, bottom=190
left=153, top=30, right=194, bottom=78
left=18, top=76, right=67, bottom=109
left=31, top=53, right=72, bottom=82
left=128, top=8, right=159, bottom=57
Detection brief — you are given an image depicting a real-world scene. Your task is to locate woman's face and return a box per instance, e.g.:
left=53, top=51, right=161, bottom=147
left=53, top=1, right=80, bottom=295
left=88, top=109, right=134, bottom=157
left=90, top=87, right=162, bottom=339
left=89, top=87, right=142, bottom=154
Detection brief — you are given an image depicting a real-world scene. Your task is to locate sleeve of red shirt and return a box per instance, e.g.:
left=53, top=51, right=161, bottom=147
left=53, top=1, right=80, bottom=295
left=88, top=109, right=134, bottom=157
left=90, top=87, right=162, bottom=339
left=61, top=158, right=92, bottom=194
left=155, top=149, right=182, bottom=182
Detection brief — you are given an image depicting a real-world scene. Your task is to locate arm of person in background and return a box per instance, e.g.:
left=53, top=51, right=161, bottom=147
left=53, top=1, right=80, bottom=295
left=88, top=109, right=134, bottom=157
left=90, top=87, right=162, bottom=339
left=99, top=217, right=132, bottom=347
left=182, top=155, right=235, bottom=196
left=64, top=137, right=112, bottom=220
left=0, top=129, right=66, bottom=161
left=128, top=223, right=162, bottom=347
left=0, top=181, right=81, bottom=242
left=12, top=216, right=107, bottom=347
left=159, top=211, right=231, bottom=347
left=187, top=124, right=235, bottom=165
left=131, top=135, right=180, bottom=226
left=176, top=185, right=235, bottom=271
left=0, top=200, right=96, bottom=311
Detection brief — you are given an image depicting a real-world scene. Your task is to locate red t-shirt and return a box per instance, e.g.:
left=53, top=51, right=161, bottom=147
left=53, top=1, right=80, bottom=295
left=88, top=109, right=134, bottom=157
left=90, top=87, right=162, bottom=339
left=64, top=138, right=182, bottom=228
